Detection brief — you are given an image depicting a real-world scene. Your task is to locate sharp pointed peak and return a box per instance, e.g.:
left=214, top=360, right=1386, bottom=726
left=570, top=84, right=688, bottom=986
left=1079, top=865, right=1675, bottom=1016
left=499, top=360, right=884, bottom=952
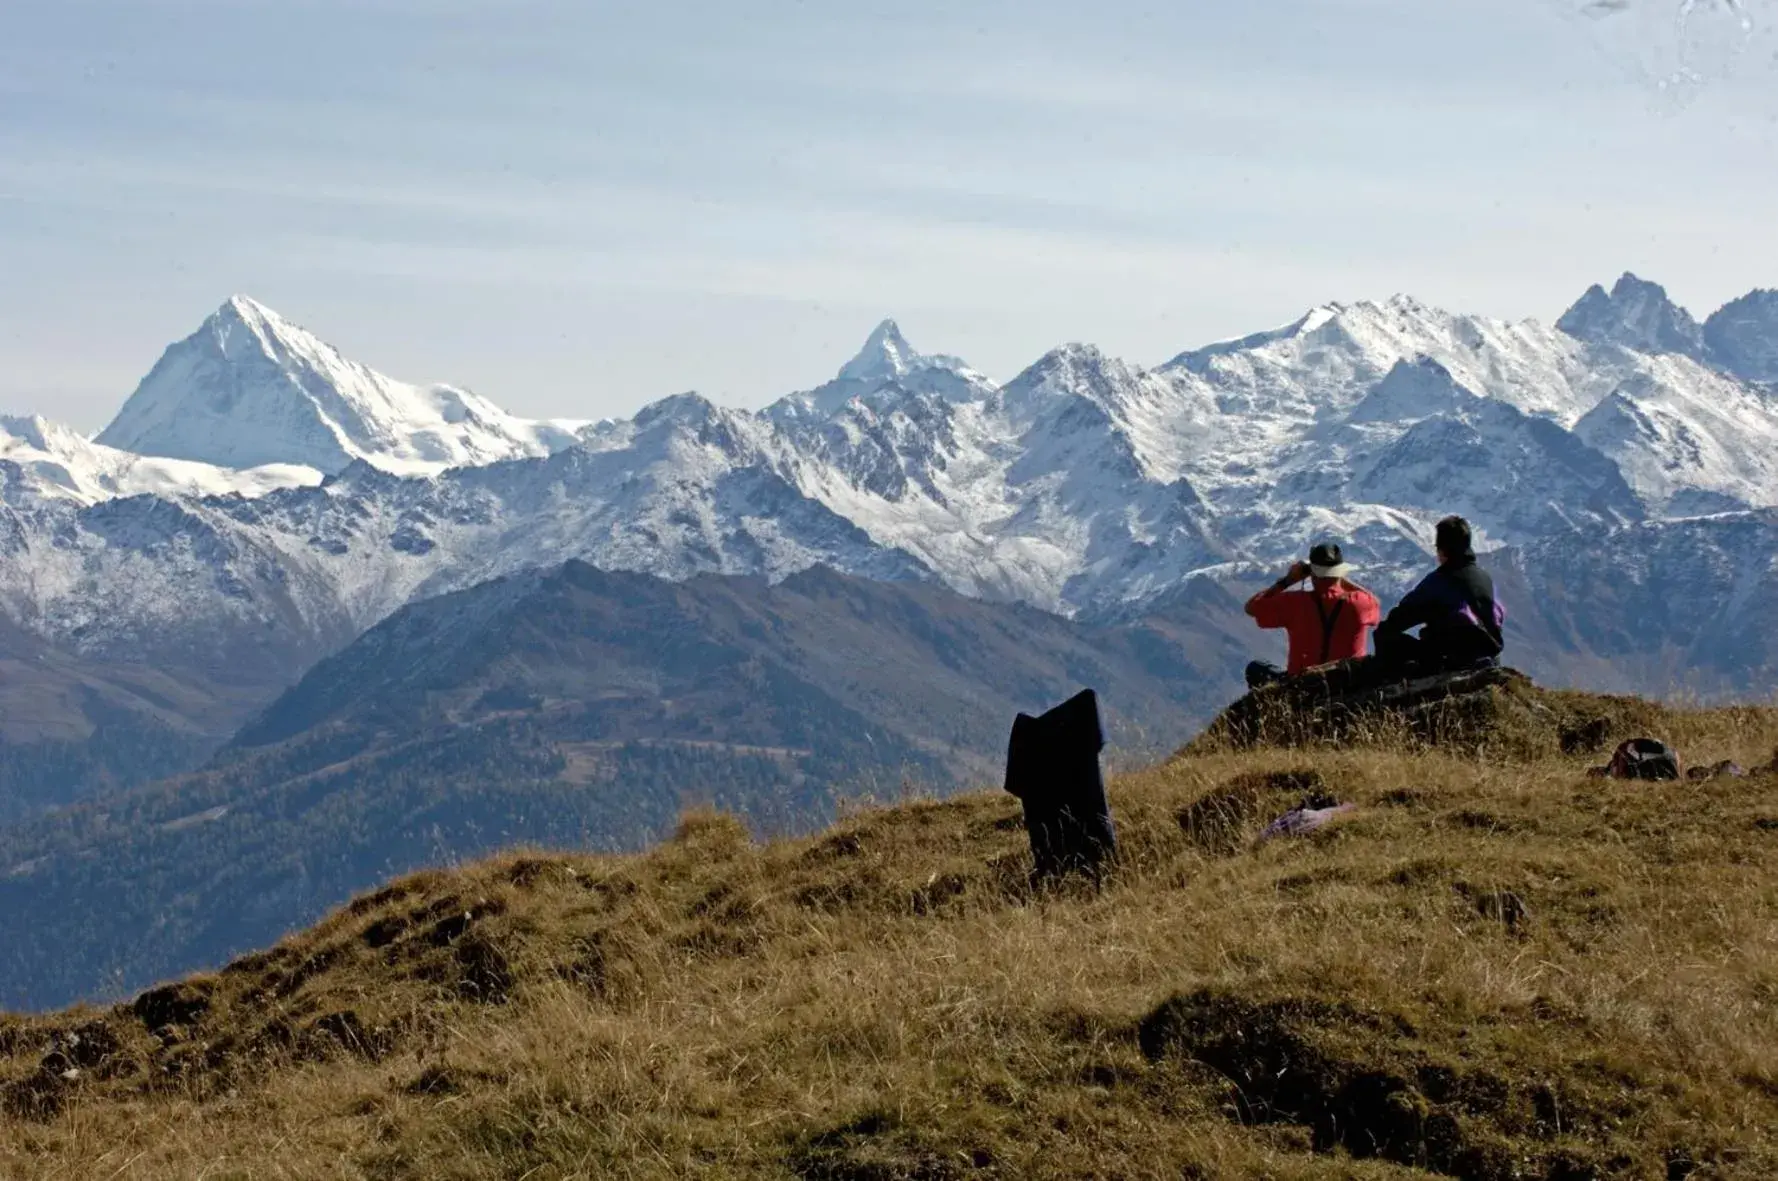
left=216, top=293, right=282, bottom=323
left=837, top=318, right=919, bottom=383
left=864, top=317, right=908, bottom=344
left=208, top=295, right=326, bottom=348
left=190, top=295, right=349, bottom=375
left=203, top=294, right=307, bottom=352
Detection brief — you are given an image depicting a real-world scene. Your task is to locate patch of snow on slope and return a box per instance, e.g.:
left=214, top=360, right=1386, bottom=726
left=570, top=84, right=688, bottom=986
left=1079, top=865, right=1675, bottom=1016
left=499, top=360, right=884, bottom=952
left=0, top=414, right=321, bottom=506
left=1574, top=353, right=1778, bottom=513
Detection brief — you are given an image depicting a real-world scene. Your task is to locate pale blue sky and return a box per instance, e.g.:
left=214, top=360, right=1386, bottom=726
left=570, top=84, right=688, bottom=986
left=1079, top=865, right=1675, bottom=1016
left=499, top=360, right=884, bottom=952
left=3, top=0, right=1777, bottom=430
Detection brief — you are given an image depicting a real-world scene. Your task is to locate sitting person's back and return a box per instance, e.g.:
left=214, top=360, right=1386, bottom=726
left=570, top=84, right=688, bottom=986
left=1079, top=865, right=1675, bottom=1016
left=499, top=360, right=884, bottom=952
left=1245, top=543, right=1382, bottom=688
left=1374, top=516, right=1504, bottom=674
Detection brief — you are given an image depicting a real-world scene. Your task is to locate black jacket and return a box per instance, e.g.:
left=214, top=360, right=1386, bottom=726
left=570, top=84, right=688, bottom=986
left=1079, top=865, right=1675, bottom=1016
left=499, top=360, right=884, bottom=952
left=1004, top=689, right=1116, bottom=883
left=1376, top=554, right=1504, bottom=655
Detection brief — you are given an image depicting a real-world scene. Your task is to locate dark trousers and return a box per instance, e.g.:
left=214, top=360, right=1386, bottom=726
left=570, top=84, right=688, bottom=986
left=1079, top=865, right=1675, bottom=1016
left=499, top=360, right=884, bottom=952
left=1373, top=628, right=1499, bottom=677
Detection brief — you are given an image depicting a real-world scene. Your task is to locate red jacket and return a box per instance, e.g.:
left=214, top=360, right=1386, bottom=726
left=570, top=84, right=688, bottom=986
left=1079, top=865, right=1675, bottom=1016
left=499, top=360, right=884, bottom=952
left=1248, top=583, right=1382, bottom=674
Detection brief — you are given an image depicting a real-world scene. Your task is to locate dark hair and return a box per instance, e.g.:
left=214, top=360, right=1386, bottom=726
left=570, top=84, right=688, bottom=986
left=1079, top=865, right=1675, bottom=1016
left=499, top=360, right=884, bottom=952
left=1435, top=515, right=1473, bottom=559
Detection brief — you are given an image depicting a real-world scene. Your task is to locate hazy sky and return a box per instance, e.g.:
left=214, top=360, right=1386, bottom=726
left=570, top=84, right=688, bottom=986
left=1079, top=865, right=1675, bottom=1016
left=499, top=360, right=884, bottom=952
left=4, top=0, right=1777, bottom=431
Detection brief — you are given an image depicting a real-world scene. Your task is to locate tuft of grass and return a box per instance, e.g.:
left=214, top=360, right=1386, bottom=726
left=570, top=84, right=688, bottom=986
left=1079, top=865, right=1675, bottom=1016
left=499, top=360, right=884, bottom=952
left=4, top=692, right=1778, bottom=1178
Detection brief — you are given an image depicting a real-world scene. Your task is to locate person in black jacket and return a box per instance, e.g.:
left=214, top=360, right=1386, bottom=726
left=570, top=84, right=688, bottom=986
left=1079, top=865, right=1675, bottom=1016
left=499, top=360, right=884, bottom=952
left=1373, top=516, right=1505, bottom=675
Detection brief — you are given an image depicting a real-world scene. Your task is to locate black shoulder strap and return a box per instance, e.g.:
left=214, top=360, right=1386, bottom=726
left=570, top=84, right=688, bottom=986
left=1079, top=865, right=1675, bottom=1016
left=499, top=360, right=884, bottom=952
left=1314, top=596, right=1347, bottom=666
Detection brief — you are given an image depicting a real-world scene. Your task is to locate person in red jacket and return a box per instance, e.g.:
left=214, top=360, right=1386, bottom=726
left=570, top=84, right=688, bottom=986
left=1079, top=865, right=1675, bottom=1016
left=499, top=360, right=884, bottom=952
left=1244, top=542, right=1382, bottom=689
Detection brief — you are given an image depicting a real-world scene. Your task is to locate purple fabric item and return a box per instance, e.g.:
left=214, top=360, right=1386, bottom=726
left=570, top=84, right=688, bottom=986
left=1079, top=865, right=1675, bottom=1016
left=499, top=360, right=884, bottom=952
left=1259, top=803, right=1356, bottom=841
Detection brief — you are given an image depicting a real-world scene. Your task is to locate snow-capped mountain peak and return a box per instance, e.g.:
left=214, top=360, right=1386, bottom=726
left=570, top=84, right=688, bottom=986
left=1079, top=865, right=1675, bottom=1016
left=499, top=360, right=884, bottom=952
left=1000, top=342, right=1129, bottom=412
left=215, top=293, right=293, bottom=347
left=837, top=319, right=919, bottom=383
left=835, top=318, right=982, bottom=385
left=1556, top=272, right=1705, bottom=357
left=95, top=297, right=586, bottom=477
left=201, top=294, right=361, bottom=387
left=776, top=320, right=993, bottom=419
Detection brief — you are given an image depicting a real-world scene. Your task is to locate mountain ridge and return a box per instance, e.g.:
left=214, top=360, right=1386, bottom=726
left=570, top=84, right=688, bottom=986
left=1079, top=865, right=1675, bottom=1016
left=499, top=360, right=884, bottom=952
left=5, top=275, right=1778, bottom=822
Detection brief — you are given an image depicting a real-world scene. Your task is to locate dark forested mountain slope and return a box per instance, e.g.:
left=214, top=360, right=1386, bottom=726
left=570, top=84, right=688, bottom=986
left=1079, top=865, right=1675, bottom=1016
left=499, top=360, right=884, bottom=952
left=0, top=562, right=1258, bottom=1010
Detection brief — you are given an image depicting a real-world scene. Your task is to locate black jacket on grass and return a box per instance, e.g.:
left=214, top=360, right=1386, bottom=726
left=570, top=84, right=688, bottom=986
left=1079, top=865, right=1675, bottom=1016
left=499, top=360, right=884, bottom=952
left=1004, top=689, right=1117, bottom=885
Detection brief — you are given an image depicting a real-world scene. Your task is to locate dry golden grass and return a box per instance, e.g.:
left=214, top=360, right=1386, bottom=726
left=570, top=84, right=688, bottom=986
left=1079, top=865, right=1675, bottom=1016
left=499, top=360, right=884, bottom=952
left=3, top=696, right=1778, bottom=1179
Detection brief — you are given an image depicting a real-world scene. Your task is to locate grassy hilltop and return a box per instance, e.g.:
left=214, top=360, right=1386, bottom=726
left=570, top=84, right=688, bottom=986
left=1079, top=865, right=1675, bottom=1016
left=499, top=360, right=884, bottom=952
left=3, top=689, right=1778, bottom=1179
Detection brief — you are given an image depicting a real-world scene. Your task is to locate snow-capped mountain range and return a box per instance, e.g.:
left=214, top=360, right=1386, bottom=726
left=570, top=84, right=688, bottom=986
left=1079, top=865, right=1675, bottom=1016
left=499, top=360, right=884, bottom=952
left=6, top=271, right=1778, bottom=725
